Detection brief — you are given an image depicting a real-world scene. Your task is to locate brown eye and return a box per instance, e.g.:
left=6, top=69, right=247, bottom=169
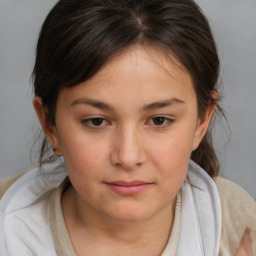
left=152, top=117, right=166, bottom=126
left=82, top=117, right=108, bottom=127
left=91, top=118, right=104, bottom=126
left=149, top=116, right=174, bottom=127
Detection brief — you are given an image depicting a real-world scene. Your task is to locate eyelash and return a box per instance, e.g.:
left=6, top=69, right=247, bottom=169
left=81, top=116, right=174, bottom=129
left=148, top=116, right=174, bottom=127
left=81, top=117, right=109, bottom=128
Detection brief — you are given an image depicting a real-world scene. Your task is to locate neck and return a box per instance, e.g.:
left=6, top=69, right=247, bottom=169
left=62, top=185, right=176, bottom=254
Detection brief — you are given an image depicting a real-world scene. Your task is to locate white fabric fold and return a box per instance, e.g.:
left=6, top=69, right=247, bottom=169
left=0, top=159, right=66, bottom=256
left=175, top=161, right=221, bottom=256
left=0, top=160, right=221, bottom=256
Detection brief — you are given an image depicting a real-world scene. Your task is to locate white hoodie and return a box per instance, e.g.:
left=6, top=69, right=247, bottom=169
left=0, top=160, right=221, bottom=256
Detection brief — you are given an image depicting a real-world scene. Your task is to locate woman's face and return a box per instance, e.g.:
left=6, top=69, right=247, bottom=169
left=39, top=46, right=213, bottom=222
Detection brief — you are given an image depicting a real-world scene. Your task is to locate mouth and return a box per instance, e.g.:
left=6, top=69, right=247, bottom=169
left=104, top=180, right=153, bottom=196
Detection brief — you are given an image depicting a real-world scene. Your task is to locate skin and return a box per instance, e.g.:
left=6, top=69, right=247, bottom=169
left=235, top=228, right=252, bottom=256
left=34, top=46, right=216, bottom=255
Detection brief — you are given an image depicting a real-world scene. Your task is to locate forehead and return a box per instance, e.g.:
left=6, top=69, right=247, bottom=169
left=93, top=45, right=190, bottom=85
left=58, top=46, right=196, bottom=108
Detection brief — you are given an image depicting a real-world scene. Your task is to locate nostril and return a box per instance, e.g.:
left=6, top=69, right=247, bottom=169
left=110, top=148, right=146, bottom=170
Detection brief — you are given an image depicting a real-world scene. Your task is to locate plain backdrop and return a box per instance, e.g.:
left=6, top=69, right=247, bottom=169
left=0, top=0, right=255, bottom=199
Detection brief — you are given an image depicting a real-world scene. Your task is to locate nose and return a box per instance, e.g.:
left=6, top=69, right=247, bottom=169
left=110, top=126, right=146, bottom=170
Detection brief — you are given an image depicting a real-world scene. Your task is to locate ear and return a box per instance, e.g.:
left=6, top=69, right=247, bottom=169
left=192, top=91, right=217, bottom=151
left=33, top=97, right=62, bottom=156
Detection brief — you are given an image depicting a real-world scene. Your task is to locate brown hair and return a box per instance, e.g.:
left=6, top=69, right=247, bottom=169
left=32, top=0, right=222, bottom=177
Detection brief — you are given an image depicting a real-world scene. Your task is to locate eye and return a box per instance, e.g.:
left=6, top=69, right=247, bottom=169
left=149, top=116, right=174, bottom=127
left=82, top=117, right=109, bottom=127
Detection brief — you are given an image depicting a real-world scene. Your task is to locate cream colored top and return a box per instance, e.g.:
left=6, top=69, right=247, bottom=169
left=49, top=179, right=76, bottom=256
left=1, top=173, right=256, bottom=255
left=214, top=177, right=256, bottom=255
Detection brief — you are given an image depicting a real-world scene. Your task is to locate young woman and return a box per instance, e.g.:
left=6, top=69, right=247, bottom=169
left=0, top=0, right=255, bottom=255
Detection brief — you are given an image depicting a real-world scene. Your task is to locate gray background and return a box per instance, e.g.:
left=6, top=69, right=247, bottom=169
left=0, top=0, right=255, bottom=199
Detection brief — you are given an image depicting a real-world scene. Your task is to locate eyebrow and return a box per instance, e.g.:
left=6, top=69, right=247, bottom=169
left=71, top=98, right=115, bottom=111
left=142, top=98, right=185, bottom=111
left=71, top=97, right=185, bottom=112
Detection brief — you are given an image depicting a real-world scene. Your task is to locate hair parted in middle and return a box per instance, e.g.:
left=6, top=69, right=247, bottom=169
left=32, top=0, right=222, bottom=177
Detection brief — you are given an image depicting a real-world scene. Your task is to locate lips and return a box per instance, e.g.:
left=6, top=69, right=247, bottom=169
left=105, top=180, right=152, bottom=196
left=107, top=180, right=150, bottom=186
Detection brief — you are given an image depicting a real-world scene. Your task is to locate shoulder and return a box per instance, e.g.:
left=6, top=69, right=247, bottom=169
left=214, top=176, right=255, bottom=203
left=0, top=166, right=67, bottom=255
left=214, top=176, right=256, bottom=255
left=0, top=169, right=29, bottom=199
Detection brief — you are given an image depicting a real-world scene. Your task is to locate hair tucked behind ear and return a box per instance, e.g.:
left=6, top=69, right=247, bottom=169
left=32, top=0, right=225, bottom=177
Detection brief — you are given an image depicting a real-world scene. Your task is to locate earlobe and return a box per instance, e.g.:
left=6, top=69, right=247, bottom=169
left=33, top=97, right=62, bottom=155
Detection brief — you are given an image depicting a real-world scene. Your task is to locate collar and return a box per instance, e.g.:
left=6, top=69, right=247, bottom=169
left=175, top=161, right=221, bottom=256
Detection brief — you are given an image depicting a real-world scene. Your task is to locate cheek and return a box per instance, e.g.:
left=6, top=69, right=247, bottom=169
left=153, top=141, right=190, bottom=200
left=153, top=142, right=190, bottom=182
left=149, top=127, right=196, bottom=183
left=152, top=131, right=194, bottom=165
left=57, top=130, right=107, bottom=178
